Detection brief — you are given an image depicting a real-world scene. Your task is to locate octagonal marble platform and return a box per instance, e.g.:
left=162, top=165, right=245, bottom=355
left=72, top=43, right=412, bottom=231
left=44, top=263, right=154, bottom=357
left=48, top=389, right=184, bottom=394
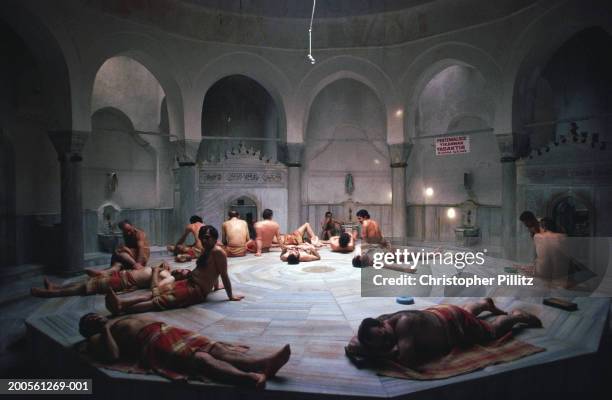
left=26, top=247, right=610, bottom=399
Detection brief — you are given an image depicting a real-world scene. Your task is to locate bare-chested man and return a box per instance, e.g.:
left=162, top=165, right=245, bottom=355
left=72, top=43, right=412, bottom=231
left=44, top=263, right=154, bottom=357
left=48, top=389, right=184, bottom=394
left=327, top=232, right=355, bottom=253
left=280, top=242, right=321, bottom=264
left=519, top=210, right=541, bottom=238
left=87, top=220, right=151, bottom=276
left=167, top=215, right=205, bottom=262
left=246, top=209, right=281, bottom=256
left=281, top=222, right=320, bottom=246
left=356, top=209, right=386, bottom=245
left=105, top=225, right=243, bottom=315
left=321, top=211, right=342, bottom=240
left=347, top=298, right=542, bottom=368
left=79, top=313, right=291, bottom=388
left=30, top=263, right=174, bottom=298
left=222, top=210, right=250, bottom=257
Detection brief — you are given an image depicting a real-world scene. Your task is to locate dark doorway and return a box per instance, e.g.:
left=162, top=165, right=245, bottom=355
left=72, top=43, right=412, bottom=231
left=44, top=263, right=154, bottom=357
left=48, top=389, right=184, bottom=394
left=228, top=196, right=258, bottom=223
left=553, top=196, right=591, bottom=237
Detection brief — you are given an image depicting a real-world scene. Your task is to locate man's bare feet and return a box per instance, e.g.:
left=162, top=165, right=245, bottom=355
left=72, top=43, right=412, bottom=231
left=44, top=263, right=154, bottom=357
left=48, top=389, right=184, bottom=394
left=263, top=344, right=291, bottom=379
left=105, top=289, right=122, bottom=315
left=510, top=309, right=542, bottom=328
left=43, top=277, right=55, bottom=290
left=250, top=373, right=266, bottom=389
left=483, top=297, right=507, bottom=316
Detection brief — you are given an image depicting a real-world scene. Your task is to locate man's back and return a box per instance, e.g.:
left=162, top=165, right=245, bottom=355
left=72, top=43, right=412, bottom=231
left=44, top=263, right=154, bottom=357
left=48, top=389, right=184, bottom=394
left=255, top=220, right=280, bottom=247
left=223, top=218, right=249, bottom=246
left=362, top=219, right=383, bottom=242
left=187, top=222, right=204, bottom=248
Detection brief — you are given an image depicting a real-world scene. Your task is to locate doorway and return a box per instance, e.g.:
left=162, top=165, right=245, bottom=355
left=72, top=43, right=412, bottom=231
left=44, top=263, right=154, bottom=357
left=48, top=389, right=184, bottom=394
left=227, top=196, right=258, bottom=223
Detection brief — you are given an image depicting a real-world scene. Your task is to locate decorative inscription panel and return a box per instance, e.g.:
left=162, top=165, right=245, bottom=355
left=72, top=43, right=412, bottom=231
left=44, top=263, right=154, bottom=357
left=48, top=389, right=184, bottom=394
left=200, top=169, right=286, bottom=188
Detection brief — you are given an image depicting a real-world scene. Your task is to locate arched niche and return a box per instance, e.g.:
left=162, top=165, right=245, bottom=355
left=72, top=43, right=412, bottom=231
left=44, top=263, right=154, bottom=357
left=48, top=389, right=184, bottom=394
left=547, top=193, right=594, bottom=237
left=83, top=107, right=157, bottom=210
left=406, top=64, right=500, bottom=206
left=226, top=196, right=259, bottom=223
left=200, top=75, right=279, bottom=162
left=304, top=78, right=389, bottom=205
left=512, top=27, right=612, bottom=155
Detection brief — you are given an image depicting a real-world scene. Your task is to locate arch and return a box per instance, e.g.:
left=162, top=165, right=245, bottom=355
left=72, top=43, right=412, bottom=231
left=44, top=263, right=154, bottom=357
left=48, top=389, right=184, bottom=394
left=546, top=191, right=595, bottom=237
left=296, top=55, right=401, bottom=144
left=90, top=106, right=155, bottom=149
left=399, top=42, right=502, bottom=140
left=193, top=52, right=290, bottom=143
left=0, top=3, right=75, bottom=131
left=83, top=31, right=185, bottom=138
left=500, top=0, right=612, bottom=136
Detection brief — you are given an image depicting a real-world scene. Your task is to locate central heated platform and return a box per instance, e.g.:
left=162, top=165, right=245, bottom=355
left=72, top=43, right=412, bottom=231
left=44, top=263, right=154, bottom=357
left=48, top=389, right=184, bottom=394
left=26, top=248, right=610, bottom=399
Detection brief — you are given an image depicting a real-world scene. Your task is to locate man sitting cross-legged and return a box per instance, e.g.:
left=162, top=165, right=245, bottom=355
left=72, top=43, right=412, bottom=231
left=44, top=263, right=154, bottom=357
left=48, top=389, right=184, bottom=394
left=348, top=298, right=542, bottom=368
left=167, top=215, right=205, bottom=262
left=105, top=225, right=244, bottom=315
left=280, top=242, right=321, bottom=264
left=86, top=220, right=151, bottom=276
left=222, top=210, right=250, bottom=257
left=79, top=313, right=291, bottom=389
left=246, top=209, right=281, bottom=256
left=31, top=263, right=174, bottom=298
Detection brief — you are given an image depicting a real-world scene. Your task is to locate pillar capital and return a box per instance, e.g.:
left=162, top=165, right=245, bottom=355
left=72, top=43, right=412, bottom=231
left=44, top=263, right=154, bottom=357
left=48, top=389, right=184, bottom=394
left=388, top=142, right=413, bottom=167
left=173, top=139, right=200, bottom=166
left=495, top=133, right=517, bottom=162
left=283, top=142, right=305, bottom=167
left=48, top=130, right=90, bottom=160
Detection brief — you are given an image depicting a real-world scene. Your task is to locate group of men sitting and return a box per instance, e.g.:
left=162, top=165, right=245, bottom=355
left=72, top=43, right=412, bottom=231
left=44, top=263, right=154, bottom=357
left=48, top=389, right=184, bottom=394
left=167, top=208, right=385, bottom=265
left=29, top=211, right=543, bottom=389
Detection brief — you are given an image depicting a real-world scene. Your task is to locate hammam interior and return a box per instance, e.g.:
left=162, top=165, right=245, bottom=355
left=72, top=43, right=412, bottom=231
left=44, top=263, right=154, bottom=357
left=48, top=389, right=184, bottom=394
left=1, top=1, right=611, bottom=399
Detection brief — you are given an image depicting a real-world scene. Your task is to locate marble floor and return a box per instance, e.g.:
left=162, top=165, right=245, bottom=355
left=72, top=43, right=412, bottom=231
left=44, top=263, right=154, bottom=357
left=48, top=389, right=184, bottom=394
left=11, top=247, right=612, bottom=398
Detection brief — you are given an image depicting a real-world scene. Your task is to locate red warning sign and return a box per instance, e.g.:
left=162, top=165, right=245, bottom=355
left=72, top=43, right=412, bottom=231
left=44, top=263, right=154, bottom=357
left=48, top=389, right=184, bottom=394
left=435, top=136, right=470, bottom=155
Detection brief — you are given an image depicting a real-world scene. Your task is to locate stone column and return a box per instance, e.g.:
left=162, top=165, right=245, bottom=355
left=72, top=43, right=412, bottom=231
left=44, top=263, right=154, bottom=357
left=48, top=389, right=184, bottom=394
left=389, top=143, right=413, bottom=241
left=48, top=130, right=90, bottom=275
left=173, top=139, right=200, bottom=234
left=285, top=143, right=304, bottom=231
left=496, top=134, right=517, bottom=260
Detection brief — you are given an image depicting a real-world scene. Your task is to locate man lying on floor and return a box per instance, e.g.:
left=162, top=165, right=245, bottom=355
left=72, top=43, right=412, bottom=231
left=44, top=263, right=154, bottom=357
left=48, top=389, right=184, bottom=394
left=321, top=232, right=355, bottom=253
left=31, top=263, right=174, bottom=298
left=347, top=298, right=542, bottom=369
left=280, top=242, right=321, bottom=264
left=105, top=225, right=244, bottom=315
left=79, top=313, right=291, bottom=389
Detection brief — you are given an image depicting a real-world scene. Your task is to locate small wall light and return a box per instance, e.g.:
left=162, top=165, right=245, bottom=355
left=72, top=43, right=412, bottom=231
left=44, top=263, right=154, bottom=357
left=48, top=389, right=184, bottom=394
left=447, top=208, right=456, bottom=219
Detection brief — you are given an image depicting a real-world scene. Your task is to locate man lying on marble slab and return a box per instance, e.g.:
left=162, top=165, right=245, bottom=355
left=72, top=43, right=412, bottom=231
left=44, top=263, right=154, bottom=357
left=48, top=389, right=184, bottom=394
left=322, top=232, right=355, bottom=253
left=246, top=208, right=282, bottom=256
left=167, top=215, right=205, bottom=262
left=280, top=222, right=321, bottom=247
left=280, top=242, right=321, bottom=264
left=79, top=313, right=291, bottom=389
left=105, top=226, right=244, bottom=315
left=86, top=220, right=151, bottom=276
left=345, top=298, right=542, bottom=376
left=31, top=263, right=174, bottom=298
